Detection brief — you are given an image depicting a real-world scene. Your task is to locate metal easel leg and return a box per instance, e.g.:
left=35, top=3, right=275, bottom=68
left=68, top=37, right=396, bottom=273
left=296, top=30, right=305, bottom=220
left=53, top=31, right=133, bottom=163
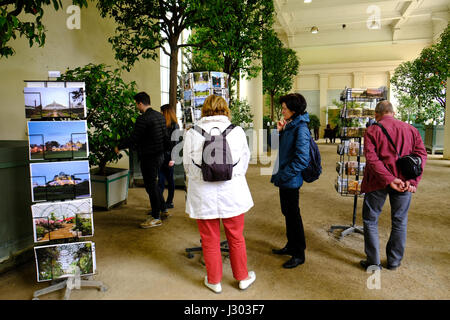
left=32, top=267, right=107, bottom=300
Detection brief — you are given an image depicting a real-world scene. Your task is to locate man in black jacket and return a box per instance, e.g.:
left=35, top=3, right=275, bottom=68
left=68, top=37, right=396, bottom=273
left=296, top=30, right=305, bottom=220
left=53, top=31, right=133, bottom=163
left=115, top=92, right=169, bottom=228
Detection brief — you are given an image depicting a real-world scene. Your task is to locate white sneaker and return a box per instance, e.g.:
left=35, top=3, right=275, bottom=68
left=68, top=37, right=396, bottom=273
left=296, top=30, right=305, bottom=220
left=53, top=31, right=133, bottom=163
left=140, top=217, right=162, bottom=229
left=204, top=276, right=222, bottom=294
left=239, top=271, right=256, bottom=290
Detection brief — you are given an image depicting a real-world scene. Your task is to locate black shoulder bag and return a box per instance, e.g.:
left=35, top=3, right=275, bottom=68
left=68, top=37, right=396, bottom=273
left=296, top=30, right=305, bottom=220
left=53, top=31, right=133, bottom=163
left=374, top=122, right=423, bottom=180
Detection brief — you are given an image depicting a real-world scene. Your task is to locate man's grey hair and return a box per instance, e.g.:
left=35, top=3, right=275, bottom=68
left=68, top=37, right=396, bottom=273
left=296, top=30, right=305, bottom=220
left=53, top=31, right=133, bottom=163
left=375, top=100, right=394, bottom=115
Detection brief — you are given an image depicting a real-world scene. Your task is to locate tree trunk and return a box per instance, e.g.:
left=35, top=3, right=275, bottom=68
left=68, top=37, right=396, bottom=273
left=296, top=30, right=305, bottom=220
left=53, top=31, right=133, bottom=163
left=270, top=93, right=274, bottom=121
left=169, top=44, right=179, bottom=112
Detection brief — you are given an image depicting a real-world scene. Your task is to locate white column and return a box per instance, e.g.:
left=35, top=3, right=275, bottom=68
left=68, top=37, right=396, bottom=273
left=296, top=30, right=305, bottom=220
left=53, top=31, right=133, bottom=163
left=319, top=74, right=329, bottom=138
left=444, top=77, right=450, bottom=159
left=240, top=68, right=264, bottom=161
left=353, top=72, right=364, bottom=88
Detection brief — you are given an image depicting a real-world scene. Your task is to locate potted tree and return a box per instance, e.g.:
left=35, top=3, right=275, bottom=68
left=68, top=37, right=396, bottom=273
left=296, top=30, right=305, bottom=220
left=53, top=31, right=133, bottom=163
left=59, top=64, right=139, bottom=209
left=308, top=114, right=321, bottom=141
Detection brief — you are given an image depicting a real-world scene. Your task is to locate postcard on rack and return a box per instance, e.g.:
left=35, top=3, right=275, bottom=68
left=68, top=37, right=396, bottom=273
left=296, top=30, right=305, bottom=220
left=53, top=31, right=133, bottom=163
left=30, top=160, right=91, bottom=202
left=24, top=83, right=86, bottom=119
left=34, top=241, right=96, bottom=282
left=28, top=120, right=89, bottom=161
left=31, top=198, right=94, bottom=243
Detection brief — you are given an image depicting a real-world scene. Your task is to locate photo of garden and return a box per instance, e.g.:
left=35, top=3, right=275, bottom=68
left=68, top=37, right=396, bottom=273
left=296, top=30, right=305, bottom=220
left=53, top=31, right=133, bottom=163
left=30, top=161, right=91, bottom=202
left=34, top=242, right=96, bottom=282
left=192, top=72, right=209, bottom=92
left=24, top=86, right=86, bottom=119
left=31, top=199, right=94, bottom=243
left=28, top=121, right=88, bottom=160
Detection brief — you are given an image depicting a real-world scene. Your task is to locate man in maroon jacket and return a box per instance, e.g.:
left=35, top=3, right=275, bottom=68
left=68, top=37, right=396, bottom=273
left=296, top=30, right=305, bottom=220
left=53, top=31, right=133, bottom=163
left=360, top=100, right=427, bottom=271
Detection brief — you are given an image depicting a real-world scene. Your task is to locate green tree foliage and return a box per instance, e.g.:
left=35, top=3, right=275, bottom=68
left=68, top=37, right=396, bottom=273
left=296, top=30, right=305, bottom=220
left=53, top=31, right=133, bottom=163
left=262, top=30, right=300, bottom=120
left=0, top=0, right=88, bottom=58
left=391, top=23, right=449, bottom=122
left=308, top=114, right=320, bottom=130
left=230, top=99, right=253, bottom=127
left=96, top=0, right=207, bottom=111
left=396, top=94, right=418, bottom=123
left=187, top=0, right=275, bottom=86
left=58, top=64, right=139, bottom=175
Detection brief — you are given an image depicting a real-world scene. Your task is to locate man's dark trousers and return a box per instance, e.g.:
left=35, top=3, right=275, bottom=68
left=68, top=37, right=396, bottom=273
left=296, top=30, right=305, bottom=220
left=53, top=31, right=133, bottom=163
left=140, top=153, right=165, bottom=219
left=279, top=187, right=306, bottom=258
left=362, top=187, right=412, bottom=267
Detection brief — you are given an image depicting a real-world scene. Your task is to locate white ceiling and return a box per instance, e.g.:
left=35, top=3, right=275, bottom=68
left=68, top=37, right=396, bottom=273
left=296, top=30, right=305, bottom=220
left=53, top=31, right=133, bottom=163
left=274, top=0, right=450, bottom=49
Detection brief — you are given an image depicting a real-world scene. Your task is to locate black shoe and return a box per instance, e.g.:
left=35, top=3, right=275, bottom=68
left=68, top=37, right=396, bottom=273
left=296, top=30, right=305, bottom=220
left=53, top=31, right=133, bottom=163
left=272, top=247, right=293, bottom=256
left=386, top=263, right=400, bottom=271
left=282, top=257, right=305, bottom=269
left=166, top=202, right=174, bottom=209
left=360, top=260, right=382, bottom=271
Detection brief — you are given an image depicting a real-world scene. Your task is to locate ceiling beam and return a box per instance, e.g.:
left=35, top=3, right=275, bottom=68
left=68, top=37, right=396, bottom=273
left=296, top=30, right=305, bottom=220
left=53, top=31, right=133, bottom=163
left=277, top=0, right=399, bottom=12
left=391, top=0, right=424, bottom=41
left=274, top=0, right=295, bottom=46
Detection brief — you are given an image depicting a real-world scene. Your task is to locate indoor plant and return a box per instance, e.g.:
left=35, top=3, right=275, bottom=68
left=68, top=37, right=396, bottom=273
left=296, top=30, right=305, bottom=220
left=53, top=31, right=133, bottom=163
left=59, top=63, right=139, bottom=209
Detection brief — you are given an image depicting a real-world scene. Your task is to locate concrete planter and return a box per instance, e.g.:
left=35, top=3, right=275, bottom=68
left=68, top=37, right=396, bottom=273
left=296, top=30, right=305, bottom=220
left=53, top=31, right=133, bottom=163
left=90, top=167, right=130, bottom=210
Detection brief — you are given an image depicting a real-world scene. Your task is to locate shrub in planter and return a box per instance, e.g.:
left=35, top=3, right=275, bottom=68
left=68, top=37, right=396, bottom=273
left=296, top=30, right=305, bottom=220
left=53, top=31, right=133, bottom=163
left=58, top=64, right=139, bottom=175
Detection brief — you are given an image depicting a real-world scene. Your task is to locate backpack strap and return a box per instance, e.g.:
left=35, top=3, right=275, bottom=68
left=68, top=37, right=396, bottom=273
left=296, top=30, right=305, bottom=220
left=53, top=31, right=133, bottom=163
left=193, top=125, right=210, bottom=139
left=374, top=122, right=401, bottom=157
left=221, top=124, right=236, bottom=137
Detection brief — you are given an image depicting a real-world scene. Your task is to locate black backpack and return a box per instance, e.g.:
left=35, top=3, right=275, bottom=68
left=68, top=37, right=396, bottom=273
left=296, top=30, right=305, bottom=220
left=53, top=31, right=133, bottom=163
left=302, top=134, right=322, bottom=183
left=192, top=124, right=239, bottom=182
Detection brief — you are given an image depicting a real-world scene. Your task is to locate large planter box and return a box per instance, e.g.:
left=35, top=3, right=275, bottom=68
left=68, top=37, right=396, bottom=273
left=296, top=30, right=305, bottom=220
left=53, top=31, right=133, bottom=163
left=424, top=125, right=444, bottom=154
left=412, top=123, right=426, bottom=144
left=90, top=167, right=130, bottom=210
left=0, top=141, right=34, bottom=272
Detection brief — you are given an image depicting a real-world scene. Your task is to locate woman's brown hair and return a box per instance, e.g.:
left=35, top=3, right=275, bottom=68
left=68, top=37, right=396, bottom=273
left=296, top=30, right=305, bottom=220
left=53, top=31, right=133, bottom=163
left=161, top=104, right=178, bottom=128
left=201, top=95, right=231, bottom=118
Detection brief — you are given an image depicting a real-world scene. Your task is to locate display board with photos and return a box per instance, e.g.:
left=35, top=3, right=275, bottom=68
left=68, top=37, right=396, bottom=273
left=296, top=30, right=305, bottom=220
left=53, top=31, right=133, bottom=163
left=24, top=82, right=86, bottom=119
left=31, top=198, right=94, bottom=243
left=182, top=71, right=229, bottom=124
left=29, top=160, right=91, bottom=202
left=34, top=241, right=96, bottom=282
left=23, top=79, right=101, bottom=295
left=28, top=120, right=89, bottom=161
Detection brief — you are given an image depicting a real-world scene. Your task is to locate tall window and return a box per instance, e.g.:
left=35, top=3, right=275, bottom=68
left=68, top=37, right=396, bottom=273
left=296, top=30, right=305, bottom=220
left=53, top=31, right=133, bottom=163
left=160, top=29, right=191, bottom=123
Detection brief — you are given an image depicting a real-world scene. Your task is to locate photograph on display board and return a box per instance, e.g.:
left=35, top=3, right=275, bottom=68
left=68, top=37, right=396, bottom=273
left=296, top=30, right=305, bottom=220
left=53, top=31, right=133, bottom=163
left=193, top=108, right=202, bottom=121
left=30, top=160, right=91, bottom=202
left=28, top=120, right=89, bottom=161
left=34, top=241, right=96, bottom=282
left=183, top=74, right=192, bottom=90
left=193, top=96, right=207, bottom=109
left=213, top=89, right=223, bottom=97
left=183, top=90, right=192, bottom=107
left=210, top=72, right=222, bottom=89
left=184, top=107, right=193, bottom=124
left=222, top=73, right=229, bottom=89
left=24, top=86, right=86, bottom=119
left=31, top=198, right=94, bottom=243
left=192, top=72, right=209, bottom=92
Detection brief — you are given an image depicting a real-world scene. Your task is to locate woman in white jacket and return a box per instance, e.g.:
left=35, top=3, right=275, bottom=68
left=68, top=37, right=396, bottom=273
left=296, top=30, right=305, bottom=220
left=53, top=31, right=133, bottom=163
left=183, top=95, right=255, bottom=293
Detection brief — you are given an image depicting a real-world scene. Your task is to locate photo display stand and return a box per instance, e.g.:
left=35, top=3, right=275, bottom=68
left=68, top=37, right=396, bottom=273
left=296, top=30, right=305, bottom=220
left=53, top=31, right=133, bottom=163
left=181, top=71, right=229, bottom=129
left=329, top=87, right=387, bottom=240
left=24, top=80, right=107, bottom=300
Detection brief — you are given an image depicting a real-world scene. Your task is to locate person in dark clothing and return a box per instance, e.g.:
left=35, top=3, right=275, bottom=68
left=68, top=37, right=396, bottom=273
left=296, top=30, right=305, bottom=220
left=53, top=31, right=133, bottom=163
left=270, top=93, right=310, bottom=269
left=115, top=92, right=169, bottom=228
left=158, top=104, right=180, bottom=211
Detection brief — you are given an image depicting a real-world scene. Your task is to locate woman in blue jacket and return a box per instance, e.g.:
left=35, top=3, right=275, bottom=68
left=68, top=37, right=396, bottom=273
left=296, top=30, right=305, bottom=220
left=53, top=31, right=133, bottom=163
left=271, top=93, right=310, bottom=269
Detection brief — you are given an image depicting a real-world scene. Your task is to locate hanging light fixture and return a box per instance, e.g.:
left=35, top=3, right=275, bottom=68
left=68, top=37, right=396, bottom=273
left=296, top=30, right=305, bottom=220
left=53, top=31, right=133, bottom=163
left=311, top=26, right=319, bottom=34
left=304, top=0, right=312, bottom=3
